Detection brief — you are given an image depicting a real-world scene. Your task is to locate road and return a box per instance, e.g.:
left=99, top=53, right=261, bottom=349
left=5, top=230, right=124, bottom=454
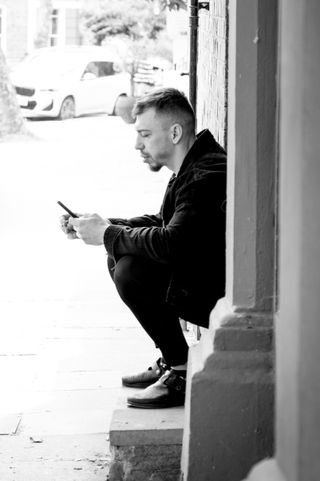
left=0, top=114, right=170, bottom=480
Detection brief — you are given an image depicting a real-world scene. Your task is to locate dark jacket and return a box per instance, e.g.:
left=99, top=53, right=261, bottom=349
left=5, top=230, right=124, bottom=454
left=104, top=129, right=226, bottom=327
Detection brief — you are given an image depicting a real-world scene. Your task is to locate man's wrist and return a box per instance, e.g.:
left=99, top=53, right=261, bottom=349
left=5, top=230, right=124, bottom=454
left=101, top=223, right=111, bottom=244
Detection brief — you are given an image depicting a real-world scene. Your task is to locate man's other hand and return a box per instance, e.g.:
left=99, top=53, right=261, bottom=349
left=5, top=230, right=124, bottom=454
left=69, top=214, right=110, bottom=246
left=60, top=214, right=81, bottom=239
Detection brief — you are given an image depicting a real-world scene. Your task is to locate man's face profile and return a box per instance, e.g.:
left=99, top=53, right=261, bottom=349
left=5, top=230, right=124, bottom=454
left=134, top=107, right=174, bottom=172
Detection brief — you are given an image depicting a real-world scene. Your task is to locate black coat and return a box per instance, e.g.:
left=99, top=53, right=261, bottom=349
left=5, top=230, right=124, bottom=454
left=104, top=129, right=227, bottom=327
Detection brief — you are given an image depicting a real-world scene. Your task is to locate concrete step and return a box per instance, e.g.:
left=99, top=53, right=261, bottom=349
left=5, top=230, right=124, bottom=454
left=109, top=406, right=184, bottom=481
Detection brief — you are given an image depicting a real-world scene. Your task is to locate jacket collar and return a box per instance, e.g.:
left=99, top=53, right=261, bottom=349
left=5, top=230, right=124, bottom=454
left=177, top=129, right=225, bottom=177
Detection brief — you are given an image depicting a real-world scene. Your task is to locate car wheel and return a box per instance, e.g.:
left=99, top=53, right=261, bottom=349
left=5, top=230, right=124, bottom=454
left=58, top=96, right=76, bottom=120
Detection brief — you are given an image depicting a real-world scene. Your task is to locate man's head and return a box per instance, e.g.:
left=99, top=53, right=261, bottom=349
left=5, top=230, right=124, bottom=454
left=132, top=88, right=196, bottom=173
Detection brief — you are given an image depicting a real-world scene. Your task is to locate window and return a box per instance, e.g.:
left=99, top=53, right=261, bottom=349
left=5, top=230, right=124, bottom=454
left=83, top=61, right=99, bottom=77
left=99, top=61, right=116, bottom=77
left=83, top=61, right=116, bottom=78
left=49, top=9, right=59, bottom=46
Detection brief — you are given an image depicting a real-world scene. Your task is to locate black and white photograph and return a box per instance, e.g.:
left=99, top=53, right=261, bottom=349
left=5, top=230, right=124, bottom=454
left=0, top=1, right=319, bottom=480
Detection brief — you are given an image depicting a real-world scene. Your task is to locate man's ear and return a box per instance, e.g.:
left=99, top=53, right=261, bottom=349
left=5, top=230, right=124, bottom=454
left=170, top=123, right=183, bottom=144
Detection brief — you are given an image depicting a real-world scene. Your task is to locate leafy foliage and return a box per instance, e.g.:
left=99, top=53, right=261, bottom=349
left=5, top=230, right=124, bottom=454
left=0, top=48, right=26, bottom=138
left=82, top=0, right=167, bottom=46
left=81, top=0, right=184, bottom=95
left=159, top=0, right=187, bottom=10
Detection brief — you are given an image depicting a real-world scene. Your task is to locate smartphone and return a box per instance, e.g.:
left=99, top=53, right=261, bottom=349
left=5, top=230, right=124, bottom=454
left=57, top=200, right=78, bottom=218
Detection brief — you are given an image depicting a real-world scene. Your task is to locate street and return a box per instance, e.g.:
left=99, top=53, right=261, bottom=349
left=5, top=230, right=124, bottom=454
left=0, top=114, right=171, bottom=480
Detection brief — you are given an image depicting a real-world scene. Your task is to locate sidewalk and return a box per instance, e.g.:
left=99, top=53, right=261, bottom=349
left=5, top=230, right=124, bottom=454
left=0, top=116, right=169, bottom=480
left=0, top=294, right=158, bottom=480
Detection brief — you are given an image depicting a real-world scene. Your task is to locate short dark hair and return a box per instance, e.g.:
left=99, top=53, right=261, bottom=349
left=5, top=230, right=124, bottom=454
left=132, top=87, right=195, bottom=131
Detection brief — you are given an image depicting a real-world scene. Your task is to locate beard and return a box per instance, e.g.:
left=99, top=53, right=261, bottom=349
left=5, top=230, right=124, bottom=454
left=143, top=156, right=163, bottom=172
left=148, top=163, right=162, bottom=172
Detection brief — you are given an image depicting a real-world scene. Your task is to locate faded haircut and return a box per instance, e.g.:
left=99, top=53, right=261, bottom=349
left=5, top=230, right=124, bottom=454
left=132, top=87, right=195, bottom=133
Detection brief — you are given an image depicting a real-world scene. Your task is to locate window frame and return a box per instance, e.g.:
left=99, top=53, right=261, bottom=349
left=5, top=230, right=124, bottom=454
left=49, top=8, right=60, bottom=46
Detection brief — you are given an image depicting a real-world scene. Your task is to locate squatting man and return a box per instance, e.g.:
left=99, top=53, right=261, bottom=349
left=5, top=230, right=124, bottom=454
left=60, top=88, right=226, bottom=409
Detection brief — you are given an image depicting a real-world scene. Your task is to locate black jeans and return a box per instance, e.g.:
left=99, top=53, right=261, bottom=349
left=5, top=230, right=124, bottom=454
left=107, top=255, right=189, bottom=367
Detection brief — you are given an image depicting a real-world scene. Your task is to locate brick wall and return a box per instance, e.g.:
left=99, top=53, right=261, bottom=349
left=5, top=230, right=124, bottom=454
left=197, top=0, right=228, bottom=148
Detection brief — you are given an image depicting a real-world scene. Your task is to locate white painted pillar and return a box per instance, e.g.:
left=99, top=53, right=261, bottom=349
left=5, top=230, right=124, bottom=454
left=182, top=1, right=278, bottom=480
left=245, top=1, right=320, bottom=481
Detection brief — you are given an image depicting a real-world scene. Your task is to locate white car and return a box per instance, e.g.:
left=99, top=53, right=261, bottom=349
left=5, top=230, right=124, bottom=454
left=10, top=46, right=131, bottom=120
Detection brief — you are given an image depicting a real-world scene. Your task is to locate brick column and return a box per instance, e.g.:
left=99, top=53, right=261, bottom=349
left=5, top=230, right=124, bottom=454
left=181, top=1, right=278, bottom=480
left=197, top=0, right=227, bottom=147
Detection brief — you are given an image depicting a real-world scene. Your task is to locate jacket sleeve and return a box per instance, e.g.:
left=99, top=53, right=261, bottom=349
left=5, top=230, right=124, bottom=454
left=104, top=175, right=225, bottom=264
left=109, top=213, right=162, bottom=227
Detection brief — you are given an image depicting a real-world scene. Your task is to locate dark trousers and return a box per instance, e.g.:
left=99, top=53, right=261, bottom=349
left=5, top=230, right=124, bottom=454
left=107, top=255, right=189, bottom=366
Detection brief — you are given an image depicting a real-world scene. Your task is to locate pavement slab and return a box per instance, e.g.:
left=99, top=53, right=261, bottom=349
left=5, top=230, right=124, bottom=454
left=19, top=409, right=112, bottom=437
left=0, top=434, right=110, bottom=481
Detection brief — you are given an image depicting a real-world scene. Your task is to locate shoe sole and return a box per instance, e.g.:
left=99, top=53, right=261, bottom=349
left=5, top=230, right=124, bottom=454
left=127, top=400, right=185, bottom=409
left=122, top=380, right=158, bottom=388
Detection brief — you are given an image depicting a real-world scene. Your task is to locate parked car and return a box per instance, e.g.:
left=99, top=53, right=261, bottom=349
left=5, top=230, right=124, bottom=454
left=10, top=46, right=131, bottom=120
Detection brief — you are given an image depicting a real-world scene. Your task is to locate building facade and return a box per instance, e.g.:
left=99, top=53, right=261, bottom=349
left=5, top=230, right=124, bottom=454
left=0, top=0, right=89, bottom=67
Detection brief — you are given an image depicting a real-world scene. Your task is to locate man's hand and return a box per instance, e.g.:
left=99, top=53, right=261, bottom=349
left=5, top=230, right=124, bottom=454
left=69, top=214, right=110, bottom=246
left=60, top=214, right=81, bottom=239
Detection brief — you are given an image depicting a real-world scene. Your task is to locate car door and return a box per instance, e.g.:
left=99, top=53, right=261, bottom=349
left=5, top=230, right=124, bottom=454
left=74, top=60, right=130, bottom=115
left=95, top=61, right=120, bottom=113
left=97, top=61, right=131, bottom=113
left=83, top=60, right=130, bottom=114
left=75, top=61, right=102, bottom=114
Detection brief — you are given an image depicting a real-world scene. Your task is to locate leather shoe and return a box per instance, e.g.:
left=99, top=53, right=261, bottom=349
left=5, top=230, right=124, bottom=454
left=122, top=357, right=170, bottom=388
left=127, top=369, right=186, bottom=408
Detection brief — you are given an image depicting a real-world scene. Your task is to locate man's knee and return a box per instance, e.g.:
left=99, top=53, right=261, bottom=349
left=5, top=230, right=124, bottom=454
left=112, top=255, right=171, bottom=302
left=113, top=255, right=141, bottom=300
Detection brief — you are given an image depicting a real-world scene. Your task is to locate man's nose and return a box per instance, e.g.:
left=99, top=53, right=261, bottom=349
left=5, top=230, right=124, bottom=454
left=135, top=135, right=143, bottom=150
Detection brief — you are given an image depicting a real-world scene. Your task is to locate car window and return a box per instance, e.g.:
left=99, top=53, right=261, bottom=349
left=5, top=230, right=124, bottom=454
left=98, top=62, right=116, bottom=77
left=83, top=61, right=116, bottom=78
left=83, top=61, right=99, bottom=77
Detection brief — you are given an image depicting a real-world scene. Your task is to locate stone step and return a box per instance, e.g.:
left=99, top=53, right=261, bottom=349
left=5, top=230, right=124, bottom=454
left=109, top=406, right=184, bottom=481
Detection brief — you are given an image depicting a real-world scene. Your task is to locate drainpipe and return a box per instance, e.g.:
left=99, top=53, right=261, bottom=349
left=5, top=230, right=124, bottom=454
left=189, top=0, right=198, bottom=117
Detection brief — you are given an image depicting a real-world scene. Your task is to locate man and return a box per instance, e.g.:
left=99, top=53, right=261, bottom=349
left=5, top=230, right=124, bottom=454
left=60, top=88, right=226, bottom=409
